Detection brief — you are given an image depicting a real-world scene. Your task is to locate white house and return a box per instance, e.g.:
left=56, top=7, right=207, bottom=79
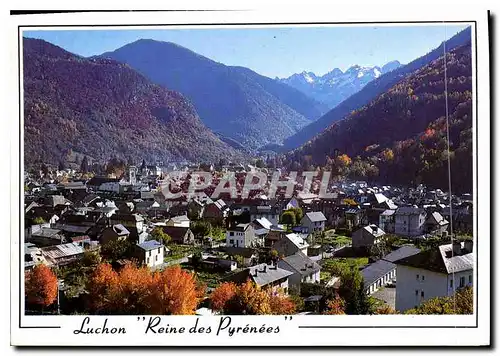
left=352, top=224, right=385, bottom=248
left=300, top=211, right=327, bottom=234
left=362, top=245, right=421, bottom=295
left=135, top=240, right=164, bottom=268
left=166, top=214, right=190, bottom=228
left=227, top=263, right=293, bottom=295
left=393, top=240, right=473, bottom=312
left=278, top=251, right=320, bottom=293
left=226, top=223, right=256, bottom=248
left=272, top=233, right=309, bottom=257
left=394, top=207, right=427, bottom=237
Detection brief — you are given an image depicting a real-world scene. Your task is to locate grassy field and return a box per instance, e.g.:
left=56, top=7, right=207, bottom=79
left=320, top=229, right=352, bottom=246
left=164, top=244, right=203, bottom=263
left=321, top=257, right=369, bottom=277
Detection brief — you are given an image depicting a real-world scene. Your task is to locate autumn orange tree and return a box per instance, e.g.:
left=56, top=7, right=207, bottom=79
left=149, top=266, right=204, bottom=315
left=324, top=294, right=346, bottom=315
left=210, top=280, right=296, bottom=315
left=210, top=282, right=237, bottom=313
left=87, top=262, right=203, bottom=315
left=25, top=264, right=58, bottom=308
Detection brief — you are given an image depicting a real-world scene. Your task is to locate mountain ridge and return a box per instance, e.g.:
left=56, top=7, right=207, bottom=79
left=277, top=61, right=402, bottom=109
left=23, top=37, right=244, bottom=167
left=100, top=39, right=328, bottom=150
left=281, top=27, right=472, bottom=151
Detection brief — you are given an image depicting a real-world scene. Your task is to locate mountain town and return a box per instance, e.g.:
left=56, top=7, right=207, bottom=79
left=23, top=26, right=474, bottom=316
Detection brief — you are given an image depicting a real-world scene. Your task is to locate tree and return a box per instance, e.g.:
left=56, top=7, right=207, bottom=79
left=87, top=263, right=120, bottom=313
left=80, top=156, right=89, bottom=173
left=33, top=216, right=47, bottom=225
left=374, top=305, right=398, bottom=314
left=41, top=163, right=49, bottom=176
left=210, top=282, right=237, bottom=312
left=338, top=269, right=370, bottom=315
left=269, top=293, right=296, bottom=315
left=100, top=239, right=132, bottom=262
left=405, top=286, right=473, bottom=315
left=150, top=227, right=171, bottom=245
left=381, top=148, right=395, bottom=162
left=255, top=159, right=266, bottom=168
left=148, top=265, right=203, bottom=315
left=223, top=280, right=272, bottom=315
left=280, top=210, right=296, bottom=228
left=213, top=280, right=295, bottom=315
left=191, top=220, right=212, bottom=238
left=25, top=264, right=58, bottom=308
left=324, top=294, right=346, bottom=315
left=87, top=263, right=202, bottom=315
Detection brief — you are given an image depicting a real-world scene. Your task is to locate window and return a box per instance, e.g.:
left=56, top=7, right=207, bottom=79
left=460, top=277, right=465, bottom=288
left=230, top=232, right=234, bottom=236
left=149, top=251, right=151, bottom=256
left=421, top=291, right=424, bottom=298
left=158, top=248, right=161, bottom=253
left=415, top=290, right=418, bottom=296
left=416, top=274, right=419, bottom=280
left=469, top=275, right=472, bottom=284
left=229, top=239, right=234, bottom=244
left=450, top=279, right=453, bottom=288
left=422, top=275, right=425, bottom=281
left=147, top=258, right=150, bottom=264
left=155, top=255, right=158, bottom=261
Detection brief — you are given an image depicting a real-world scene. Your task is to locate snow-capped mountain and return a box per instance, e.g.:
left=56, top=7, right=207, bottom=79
left=278, top=61, right=402, bottom=109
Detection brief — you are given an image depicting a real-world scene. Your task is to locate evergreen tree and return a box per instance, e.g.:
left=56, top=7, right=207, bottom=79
left=80, top=156, right=89, bottom=173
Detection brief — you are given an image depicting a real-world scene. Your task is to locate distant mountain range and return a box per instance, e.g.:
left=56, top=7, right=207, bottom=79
left=23, top=38, right=244, bottom=167
left=286, top=42, right=473, bottom=192
left=278, top=61, right=402, bottom=109
left=100, top=39, right=328, bottom=150
left=281, top=27, right=472, bottom=151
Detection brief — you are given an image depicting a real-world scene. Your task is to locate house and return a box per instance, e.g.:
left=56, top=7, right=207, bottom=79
left=249, top=205, right=280, bottom=225
left=272, top=233, right=309, bottom=257
left=226, top=223, right=256, bottom=248
left=379, top=210, right=395, bottom=233
left=40, top=241, right=90, bottom=267
left=203, top=199, right=229, bottom=224
left=394, top=207, right=427, bottom=237
left=226, top=263, right=294, bottom=294
left=223, top=246, right=257, bottom=267
left=87, top=177, right=120, bottom=192
left=362, top=245, right=421, bottom=295
left=161, top=226, right=195, bottom=244
left=109, top=214, right=146, bottom=243
left=277, top=252, right=320, bottom=293
left=393, top=241, right=473, bottom=312
left=134, top=240, right=164, bottom=268
left=425, top=212, right=449, bottom=235
left=300, top=211, right=327, bottom=234
left=29, top=227, right=67, bottom=246
left=24, top=243, right=46, bottom=270
left=285, top=197, right=300, bottom=211
left=345, top=208, right=363, bottom=229
left=100, top=224, right=130, bottom=245
left=352, top=224, right=385, bottom=248
left=166, top=214, right=190, bottom=228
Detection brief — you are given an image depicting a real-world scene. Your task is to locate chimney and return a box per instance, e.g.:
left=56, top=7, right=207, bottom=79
left=464, top=240, right=473, bottom=253
left=262, top=265, right=267, bottom=273
left=452, top=241, right=462, bottom=256
left=253, top=269, right=258, bottom=277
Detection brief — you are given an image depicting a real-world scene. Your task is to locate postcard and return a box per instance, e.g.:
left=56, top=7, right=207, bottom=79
left=9, top=6, right=491, bottom=347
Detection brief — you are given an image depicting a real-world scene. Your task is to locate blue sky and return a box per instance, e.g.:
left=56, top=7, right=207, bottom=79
left=24, top=25, right=468, bottom=78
